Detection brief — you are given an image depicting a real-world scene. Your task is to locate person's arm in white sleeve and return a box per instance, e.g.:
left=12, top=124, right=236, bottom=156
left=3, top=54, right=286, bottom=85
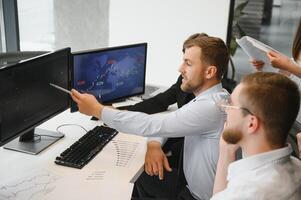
left=101, top=98, right=221, bottom=138
left=70, top=88, right=222, bottom=138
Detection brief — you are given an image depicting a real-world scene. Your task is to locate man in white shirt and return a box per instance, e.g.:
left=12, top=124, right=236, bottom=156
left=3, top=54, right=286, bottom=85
left=70, top=33, right=229, bottom=200
left=211, top=72, right=301, bottom=200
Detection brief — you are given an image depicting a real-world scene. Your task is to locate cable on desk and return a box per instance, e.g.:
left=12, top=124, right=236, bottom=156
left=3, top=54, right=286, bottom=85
left=33, top=134, right=42, bottom=143
left=33, top=124, right=89, bottom=142
left=33, top=134, right=61, bottom=143
left=55, top=123, right=88, bottom=134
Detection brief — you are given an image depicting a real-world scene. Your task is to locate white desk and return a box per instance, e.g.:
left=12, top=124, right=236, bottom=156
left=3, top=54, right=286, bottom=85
left=0, top=109, right=147, bottom=200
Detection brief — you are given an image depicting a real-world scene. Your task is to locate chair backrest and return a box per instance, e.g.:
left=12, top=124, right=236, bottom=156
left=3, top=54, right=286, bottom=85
left=287, top=121, right=301, bottom=159
left=0, top=51, right=48, bottom=67
left=297, top=133, right=301, bottom=159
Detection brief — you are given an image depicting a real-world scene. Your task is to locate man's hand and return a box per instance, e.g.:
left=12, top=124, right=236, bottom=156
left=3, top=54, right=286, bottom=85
left=213, top=133, right=240, bottom=195
left=219, top=135, right=240, bottom=157
left=144, top=141, right=172, bottom=180
left=71, top=89, right=103, bottom=119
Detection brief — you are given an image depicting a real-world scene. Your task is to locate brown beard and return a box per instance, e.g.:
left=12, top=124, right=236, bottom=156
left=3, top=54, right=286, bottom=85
left=222, top=127, right=243, bottom=144
left=180, top=77, right=205, bottom=93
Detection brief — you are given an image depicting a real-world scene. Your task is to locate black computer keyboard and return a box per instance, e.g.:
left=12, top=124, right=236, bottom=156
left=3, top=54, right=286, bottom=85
left=55, top=125, right=118, bottom=169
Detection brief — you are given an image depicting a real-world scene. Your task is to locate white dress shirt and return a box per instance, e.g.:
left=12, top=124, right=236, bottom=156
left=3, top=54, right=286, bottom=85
left=102, top=84, right=227, bottom=200
left=211, top=146, right=301, bottom=200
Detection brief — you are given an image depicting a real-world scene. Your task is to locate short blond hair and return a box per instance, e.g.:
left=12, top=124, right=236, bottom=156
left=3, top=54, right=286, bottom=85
left=240, top=72, right=300, bottom=146
left=182, top=33, right=229, bottom=80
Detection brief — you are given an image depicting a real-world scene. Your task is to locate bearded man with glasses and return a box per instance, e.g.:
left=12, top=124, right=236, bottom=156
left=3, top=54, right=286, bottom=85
left=211, top=72, right=301, bottom=200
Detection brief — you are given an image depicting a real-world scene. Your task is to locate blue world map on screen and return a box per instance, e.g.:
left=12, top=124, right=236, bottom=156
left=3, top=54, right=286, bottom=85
left=73, top=45, right=146, bottom=103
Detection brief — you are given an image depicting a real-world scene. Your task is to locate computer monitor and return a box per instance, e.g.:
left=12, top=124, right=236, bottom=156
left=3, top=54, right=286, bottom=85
left=71, top=43, right=147, bottom=112
left=0, top=48, right=71, bottom=154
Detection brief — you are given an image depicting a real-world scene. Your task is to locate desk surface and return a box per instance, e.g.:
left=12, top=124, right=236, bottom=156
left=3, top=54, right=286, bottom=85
left=0, top=109, right=147, bottom=200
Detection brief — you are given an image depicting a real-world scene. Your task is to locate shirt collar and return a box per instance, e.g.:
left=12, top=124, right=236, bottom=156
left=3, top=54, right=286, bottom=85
left=227, top=145, right=292, bottom=181
left=194, top=83, right=223, bottom=100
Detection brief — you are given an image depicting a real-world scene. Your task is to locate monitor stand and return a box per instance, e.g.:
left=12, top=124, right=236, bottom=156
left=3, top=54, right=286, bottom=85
left=3, top=128, right=64, bottom=155
left=103, top=98, right=127, bottom=105
left=141, top=85, right=160, bottom=100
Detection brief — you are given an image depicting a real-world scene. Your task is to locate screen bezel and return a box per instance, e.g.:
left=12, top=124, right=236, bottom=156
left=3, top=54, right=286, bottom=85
left=70, top=43, right=147, bottom=112
left=0, top=48, right=71, bottom=146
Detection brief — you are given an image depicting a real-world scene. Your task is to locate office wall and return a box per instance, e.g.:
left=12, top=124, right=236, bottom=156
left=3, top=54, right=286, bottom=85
left=18, top=0, right=54, bottom=50
left=53, top=0, right=109, bottom=52
left=109, top=0, right=231, bottom=86
left=18, top=0, right=109, bottom=51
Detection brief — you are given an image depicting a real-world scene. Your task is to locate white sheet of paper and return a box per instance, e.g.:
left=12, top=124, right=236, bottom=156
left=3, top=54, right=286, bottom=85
left=236, top=36, right=281, bottom=72
left=45, top=173, right=134, bottom=200
left=0, top=168, right=135, bottom=200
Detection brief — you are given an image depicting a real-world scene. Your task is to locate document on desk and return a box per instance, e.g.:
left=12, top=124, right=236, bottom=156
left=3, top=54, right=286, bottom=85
left=112, top=140, right=140, bottom=167
left=45, top=172, right=134, bottom=200
left=0, top=168, right=62, bottom=200
left=83, top=132, right=147, bottom=183
left=236, top=36, right=281, bottom=72
left=0, top=168, right=134, bottom=200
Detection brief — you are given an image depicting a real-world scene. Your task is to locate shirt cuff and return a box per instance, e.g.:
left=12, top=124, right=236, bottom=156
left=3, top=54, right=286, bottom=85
left=147, top=137, right=167, bottom=146
left=101, top=107, right=119, bottom=127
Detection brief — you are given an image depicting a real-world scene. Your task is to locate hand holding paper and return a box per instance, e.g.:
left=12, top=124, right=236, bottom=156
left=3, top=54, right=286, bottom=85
left=267, top=51, right=295, bottom=72
left=236, top=36, right=282, bottom=72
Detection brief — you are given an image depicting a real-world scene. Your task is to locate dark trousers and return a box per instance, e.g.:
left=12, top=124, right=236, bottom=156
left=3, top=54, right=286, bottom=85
left=132, top=170, right=196, bottom=200
left=132, top=139, right=196, bottom=200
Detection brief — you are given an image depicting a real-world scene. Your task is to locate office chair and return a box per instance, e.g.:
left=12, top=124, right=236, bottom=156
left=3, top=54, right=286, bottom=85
left=297, top=133, right=301, bottom=159
left=0, top=51, right=48, bottom=66
left=288, top=121, right=301, bottom=159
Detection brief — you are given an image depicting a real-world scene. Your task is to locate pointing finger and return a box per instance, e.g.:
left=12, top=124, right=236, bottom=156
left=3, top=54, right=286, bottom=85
left=71, top=89, right=82, bottom=99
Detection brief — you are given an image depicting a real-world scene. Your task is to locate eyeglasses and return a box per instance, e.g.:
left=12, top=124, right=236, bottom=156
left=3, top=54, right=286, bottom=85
left=212, top=91, right=254, bottom=115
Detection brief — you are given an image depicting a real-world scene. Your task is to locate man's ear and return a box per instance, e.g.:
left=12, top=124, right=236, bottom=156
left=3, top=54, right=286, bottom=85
left=205, top=65, right=217, bottom=79
left=247, top=115, right=260, bottom=134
